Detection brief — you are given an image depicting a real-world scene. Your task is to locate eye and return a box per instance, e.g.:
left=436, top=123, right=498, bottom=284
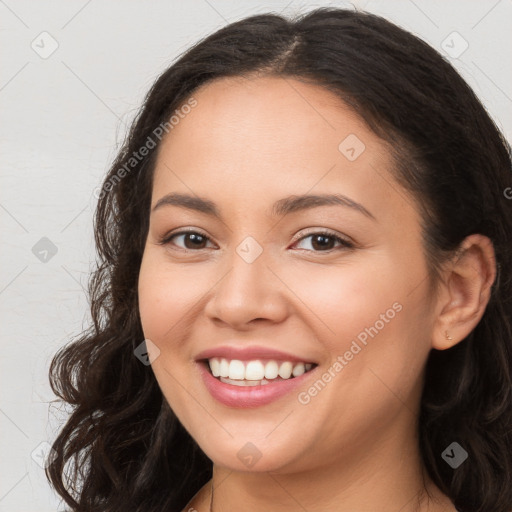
left=292, top=230, right=354, bottom=252
left=159, top=230, right=215, bottom=251
left=158, top=228, right=354, bottom=253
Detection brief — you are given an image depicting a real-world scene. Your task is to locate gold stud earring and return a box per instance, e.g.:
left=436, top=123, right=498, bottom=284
left=445, top=331, right=453, bottom=341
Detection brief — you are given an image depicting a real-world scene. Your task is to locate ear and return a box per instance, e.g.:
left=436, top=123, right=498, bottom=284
left=431, top=234, right=497, bottom=350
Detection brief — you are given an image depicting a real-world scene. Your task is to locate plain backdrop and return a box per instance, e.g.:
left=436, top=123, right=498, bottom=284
left=1, top=1, right=511, bottom=510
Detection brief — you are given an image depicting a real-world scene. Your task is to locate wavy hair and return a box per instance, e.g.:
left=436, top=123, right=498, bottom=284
left=46, top=7, right=512, bottom=512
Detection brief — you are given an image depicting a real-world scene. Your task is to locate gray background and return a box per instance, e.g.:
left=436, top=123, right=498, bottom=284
left=1, top=0, right=511, bottom=510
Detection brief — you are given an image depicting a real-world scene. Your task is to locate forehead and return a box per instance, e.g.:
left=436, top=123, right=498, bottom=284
left=163, top=75, right=368, bottom=158
left=151, top=75, right=418, bottom=231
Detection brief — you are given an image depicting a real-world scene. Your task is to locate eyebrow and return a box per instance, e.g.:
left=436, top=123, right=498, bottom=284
left=151, top=192, right=376, bottom=221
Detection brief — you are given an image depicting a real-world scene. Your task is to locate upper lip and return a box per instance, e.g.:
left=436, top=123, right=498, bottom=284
left=195, top=345, right=317, bottom=364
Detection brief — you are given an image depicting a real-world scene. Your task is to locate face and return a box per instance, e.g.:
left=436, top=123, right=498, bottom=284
left=138, top=75, right=436, bottom=474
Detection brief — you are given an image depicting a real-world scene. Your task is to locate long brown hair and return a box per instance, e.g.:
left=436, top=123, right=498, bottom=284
left=47, top=7, right=512, bottom=512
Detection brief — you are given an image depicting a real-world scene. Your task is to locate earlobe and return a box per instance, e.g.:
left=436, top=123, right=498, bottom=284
left=431, top=234, right=497, bottom=351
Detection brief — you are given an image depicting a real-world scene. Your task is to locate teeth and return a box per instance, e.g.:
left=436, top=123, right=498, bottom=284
left=219, top=358, right=229, bottom=378
left=207, top=358, right=315, bottom=381
left=245, top=360, right=265, bottom=380
left=229, top=360, right=245, bottom=380
left=278, top=361, right=293, bottom=379
left=264, top=361, right=279, bottom=379
left=292, top=363, right=306, bottom=377
left=219, top=377, right=275, bottom=387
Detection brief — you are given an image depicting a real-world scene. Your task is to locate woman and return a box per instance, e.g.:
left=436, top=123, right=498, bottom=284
left=46, top=7, right=512, bottom=512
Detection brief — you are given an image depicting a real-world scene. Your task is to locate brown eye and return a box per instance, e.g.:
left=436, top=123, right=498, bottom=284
left=293, top=231, right=354, bottom=252
left=160, top=231, right=214, bottom=250
left=159, top=229, right=353, bottom=253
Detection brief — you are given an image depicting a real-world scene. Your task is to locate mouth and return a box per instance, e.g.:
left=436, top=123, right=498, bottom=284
left=196, top=357, right=320, bottom=408
left=199, top=358, right=318, bottom=387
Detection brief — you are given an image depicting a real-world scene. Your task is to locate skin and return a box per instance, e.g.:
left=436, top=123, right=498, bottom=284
left=137, top=75, right=496, bottom=512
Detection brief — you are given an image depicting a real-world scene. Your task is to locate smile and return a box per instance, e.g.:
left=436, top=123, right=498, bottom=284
left=197, top=359, right=318, bottom=408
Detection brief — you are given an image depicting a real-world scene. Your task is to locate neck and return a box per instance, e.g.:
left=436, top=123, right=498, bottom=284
left=208, top=417, right=453, bottom=512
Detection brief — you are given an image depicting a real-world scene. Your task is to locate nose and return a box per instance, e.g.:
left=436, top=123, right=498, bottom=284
left=204, top=249, right=289, bottom=330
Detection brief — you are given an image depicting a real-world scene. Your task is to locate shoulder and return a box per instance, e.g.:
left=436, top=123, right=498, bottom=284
left=180, top=480, right=211, bottom=512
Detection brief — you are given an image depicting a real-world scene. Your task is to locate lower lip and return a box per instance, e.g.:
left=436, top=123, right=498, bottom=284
left=197, top=362, right=317, bottom=408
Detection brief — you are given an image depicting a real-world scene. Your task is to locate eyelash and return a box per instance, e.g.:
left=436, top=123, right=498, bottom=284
left=158, top=228, right=354, bottom=253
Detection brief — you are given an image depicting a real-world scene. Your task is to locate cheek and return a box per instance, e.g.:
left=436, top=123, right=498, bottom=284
left=280, top=256, right=399, bottom=345
left=283, top=255, right=428, bottom=388
left=137, top=251, right=197, bottom=342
